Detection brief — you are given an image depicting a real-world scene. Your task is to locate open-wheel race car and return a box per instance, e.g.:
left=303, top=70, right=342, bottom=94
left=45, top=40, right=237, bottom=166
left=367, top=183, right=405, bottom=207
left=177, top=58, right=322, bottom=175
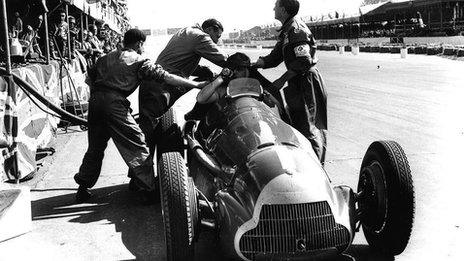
left=156, top=76, right=415, bottom=261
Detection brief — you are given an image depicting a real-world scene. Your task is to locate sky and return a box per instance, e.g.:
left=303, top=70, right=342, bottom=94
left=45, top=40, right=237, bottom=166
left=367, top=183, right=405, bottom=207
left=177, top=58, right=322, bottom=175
left=127, top=0, right=364, bottom=33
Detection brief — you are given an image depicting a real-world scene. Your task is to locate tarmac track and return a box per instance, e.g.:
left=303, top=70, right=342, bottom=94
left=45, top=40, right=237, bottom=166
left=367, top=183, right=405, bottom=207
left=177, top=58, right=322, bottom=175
left=0, top=49, right=463, bottom=261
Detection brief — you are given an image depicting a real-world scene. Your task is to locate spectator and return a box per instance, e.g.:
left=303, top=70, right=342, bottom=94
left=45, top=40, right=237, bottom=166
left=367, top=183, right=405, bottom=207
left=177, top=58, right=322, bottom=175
left=417, top=11, right=425, bottom=29
left=68, top=16, right=80, bottom=55
left=88, top=24, right=103, bottom=52
left=51, top=9, right=68, bottom=58
left=20, top=15, right=44, bottom=58
left=86, top=31, right=102, bottom=65
left=11, top=11, right=23, bottom=38
left=79, top=29, right=94, bottom=66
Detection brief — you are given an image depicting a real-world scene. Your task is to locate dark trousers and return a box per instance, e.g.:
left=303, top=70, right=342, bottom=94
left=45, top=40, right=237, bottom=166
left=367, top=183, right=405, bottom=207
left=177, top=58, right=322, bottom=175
left=284, top=67, right=328, bottom=163
left=75, top=91, right=155, bottom=190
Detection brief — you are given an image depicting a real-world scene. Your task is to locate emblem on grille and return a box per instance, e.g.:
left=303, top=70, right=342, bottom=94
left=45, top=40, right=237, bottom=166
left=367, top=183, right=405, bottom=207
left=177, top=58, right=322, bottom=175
left=238, top=202, right=351, bottom=260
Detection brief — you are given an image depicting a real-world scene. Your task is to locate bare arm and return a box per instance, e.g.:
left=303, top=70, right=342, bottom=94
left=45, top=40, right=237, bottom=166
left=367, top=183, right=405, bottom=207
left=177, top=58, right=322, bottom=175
left=140, top=60, right=207, bottom=90
left=196, top=68, right=233, bottom=104
left=196, top=76, right=225, bottom=104
left=164, top=72, right=207, bottom=90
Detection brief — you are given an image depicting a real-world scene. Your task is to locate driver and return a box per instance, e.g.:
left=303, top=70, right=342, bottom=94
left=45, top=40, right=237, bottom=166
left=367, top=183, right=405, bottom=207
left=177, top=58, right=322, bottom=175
left=188, top=52, right=282, bottom=122
left=196, top=52, right=251, bottom=104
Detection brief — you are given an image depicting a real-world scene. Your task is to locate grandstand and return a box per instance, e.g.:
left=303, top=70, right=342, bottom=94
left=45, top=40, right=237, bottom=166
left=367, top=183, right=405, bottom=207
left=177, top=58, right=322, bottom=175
left=232, top=0, right=464, bottom=42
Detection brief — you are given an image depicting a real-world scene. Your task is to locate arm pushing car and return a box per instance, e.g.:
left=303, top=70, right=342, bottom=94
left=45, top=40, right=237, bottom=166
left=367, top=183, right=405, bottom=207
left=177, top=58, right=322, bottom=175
left=74, top=29, right=208, bottom=204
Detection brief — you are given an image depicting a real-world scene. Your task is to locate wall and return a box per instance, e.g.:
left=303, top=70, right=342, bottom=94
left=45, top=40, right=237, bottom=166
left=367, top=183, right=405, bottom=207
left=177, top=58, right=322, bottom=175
left=1, top=59, right=89, bottom=181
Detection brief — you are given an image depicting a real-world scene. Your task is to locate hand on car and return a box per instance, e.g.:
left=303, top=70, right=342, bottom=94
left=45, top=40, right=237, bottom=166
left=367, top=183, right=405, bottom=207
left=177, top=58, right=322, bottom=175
left=220, top=68, right=233, bottom=78
left=251, top=58, right=265, bottom=68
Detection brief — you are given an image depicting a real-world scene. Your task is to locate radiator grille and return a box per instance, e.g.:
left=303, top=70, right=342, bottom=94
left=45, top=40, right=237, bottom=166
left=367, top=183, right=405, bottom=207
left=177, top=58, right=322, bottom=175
left=239, top=201, right=351, bottom=260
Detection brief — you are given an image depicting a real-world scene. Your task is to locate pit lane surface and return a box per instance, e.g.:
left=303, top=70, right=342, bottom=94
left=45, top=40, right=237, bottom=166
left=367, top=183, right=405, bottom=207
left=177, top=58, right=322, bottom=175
left=1, top=46, right=462, bottom=261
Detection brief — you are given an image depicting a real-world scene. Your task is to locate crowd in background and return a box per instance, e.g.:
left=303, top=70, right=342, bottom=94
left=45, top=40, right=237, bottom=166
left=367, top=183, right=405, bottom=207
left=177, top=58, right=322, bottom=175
left=1, top=8, right=123, bottom=67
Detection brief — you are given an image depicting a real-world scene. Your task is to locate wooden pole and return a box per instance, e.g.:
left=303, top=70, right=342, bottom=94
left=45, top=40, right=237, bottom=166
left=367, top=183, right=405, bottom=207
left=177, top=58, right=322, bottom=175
left=1, top=0, right=19, bottom=181
left=1, top=0, right=11, bottom=74
left=80, top=12, right=84, bottom=45
left=440, top=2, right=443, bottom=30
left=65, top=4, right=71, bottom=60
left=43, top=0, right=50, bottom=64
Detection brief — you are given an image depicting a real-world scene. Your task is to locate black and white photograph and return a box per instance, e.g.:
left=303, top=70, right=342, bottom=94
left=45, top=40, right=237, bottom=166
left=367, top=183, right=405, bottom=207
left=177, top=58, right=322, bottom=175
left=0, top=0, right=463, bottom=260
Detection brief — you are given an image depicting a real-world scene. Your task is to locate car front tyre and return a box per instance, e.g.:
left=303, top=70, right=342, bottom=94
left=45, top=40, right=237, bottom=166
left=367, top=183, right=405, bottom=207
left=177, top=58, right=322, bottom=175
left=357, top=140, right=415, bottom=255
left=159, top=152, right=197, bottom=261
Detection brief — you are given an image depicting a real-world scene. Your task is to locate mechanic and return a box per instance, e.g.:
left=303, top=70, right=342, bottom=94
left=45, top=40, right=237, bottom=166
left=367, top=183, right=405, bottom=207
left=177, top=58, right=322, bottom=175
left=74, top=28, right=208, bottom=203
left=137, top=18, right=228, bottom=160
left=252, top=0, right=328, bottom=164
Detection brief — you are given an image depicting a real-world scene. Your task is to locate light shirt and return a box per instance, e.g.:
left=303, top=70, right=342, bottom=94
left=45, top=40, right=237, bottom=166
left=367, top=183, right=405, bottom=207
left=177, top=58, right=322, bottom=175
left=156, top=24, right=227, bottom=78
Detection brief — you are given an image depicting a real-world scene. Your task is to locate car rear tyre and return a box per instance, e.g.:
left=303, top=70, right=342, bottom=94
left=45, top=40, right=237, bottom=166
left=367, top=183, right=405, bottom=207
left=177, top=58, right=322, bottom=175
left=159, top=152, right=197, bottom=261
left=357, top=140, right=414, bottom=255
left=159, top=108, right=184, bottom=154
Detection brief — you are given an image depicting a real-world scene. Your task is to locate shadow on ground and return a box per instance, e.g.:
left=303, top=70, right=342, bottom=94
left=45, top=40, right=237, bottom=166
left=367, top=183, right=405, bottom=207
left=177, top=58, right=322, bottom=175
left=31, top=184, right=165, bottom=260
left=30, top=185, right=394, bottom=261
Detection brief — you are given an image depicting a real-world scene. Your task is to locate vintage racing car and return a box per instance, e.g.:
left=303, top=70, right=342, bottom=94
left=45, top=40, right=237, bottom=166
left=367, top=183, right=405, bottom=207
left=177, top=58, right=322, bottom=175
left=156, top=76, right=415, bottom=261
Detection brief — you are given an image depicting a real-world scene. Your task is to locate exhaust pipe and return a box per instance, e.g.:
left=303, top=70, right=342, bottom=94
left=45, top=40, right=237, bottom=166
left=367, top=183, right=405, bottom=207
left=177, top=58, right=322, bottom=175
left=186, top=134, right=223, bottom=177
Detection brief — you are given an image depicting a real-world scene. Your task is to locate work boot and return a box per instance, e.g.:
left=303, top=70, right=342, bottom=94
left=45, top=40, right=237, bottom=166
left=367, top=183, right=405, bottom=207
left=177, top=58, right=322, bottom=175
left=128, top=178, right=141, bottom=192
left=132, top=176, right=160, bottom=205
left=75, top=186, right=92, bottom=203
left=128, top=177, right=150, bottom=192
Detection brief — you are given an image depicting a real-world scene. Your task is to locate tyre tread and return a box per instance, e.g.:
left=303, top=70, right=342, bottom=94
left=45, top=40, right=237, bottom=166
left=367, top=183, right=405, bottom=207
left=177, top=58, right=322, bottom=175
left=160, top=152, right=194, bottom=261
left=360, top=140, right=415, bottom=255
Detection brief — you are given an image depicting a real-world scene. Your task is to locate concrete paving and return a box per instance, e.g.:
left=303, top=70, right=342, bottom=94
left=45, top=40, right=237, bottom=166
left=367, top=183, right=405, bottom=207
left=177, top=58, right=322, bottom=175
left=0, top=49, right=463, bottom=261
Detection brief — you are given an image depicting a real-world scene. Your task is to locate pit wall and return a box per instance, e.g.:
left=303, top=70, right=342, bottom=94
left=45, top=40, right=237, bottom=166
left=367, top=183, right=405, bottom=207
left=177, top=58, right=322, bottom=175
left=1, top=59, right=89, bottom=182
left=221, top=36, right=464, bottom=58
left=320, top=36, right=464, bottom=47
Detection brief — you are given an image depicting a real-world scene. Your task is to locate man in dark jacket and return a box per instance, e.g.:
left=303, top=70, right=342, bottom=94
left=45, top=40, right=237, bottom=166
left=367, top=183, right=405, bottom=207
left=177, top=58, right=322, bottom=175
left=252, top=0, right=327, bottom=164
left=75, top=29, right=207, bottom=203
left=138, top=18, right=228, bottom=156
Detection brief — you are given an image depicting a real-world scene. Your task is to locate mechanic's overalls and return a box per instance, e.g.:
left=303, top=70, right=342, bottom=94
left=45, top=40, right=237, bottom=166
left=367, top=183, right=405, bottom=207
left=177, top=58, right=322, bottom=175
left=261, top=17, right=328, bottom=163
left=75, top=49, right=164, bottom=191
left=285, top=67, right=327, bottom=163
left=75, top=87, right=155, bottom=190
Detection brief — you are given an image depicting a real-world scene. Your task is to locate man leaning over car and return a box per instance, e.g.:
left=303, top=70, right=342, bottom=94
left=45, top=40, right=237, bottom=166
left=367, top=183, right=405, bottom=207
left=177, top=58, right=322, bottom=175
left=137, top=18, right=228, bottom=160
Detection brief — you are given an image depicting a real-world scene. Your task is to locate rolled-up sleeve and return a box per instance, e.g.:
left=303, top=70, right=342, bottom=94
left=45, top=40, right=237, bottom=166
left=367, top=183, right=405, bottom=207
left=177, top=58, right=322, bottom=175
left=195, top=34, right=228, bottom=67
left=139, top=60, right=167, bottom=82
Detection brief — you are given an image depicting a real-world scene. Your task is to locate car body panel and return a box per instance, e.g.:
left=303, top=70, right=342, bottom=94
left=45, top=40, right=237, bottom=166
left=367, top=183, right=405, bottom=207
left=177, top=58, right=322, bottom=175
left=205, top=96, right=319, bottom=168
